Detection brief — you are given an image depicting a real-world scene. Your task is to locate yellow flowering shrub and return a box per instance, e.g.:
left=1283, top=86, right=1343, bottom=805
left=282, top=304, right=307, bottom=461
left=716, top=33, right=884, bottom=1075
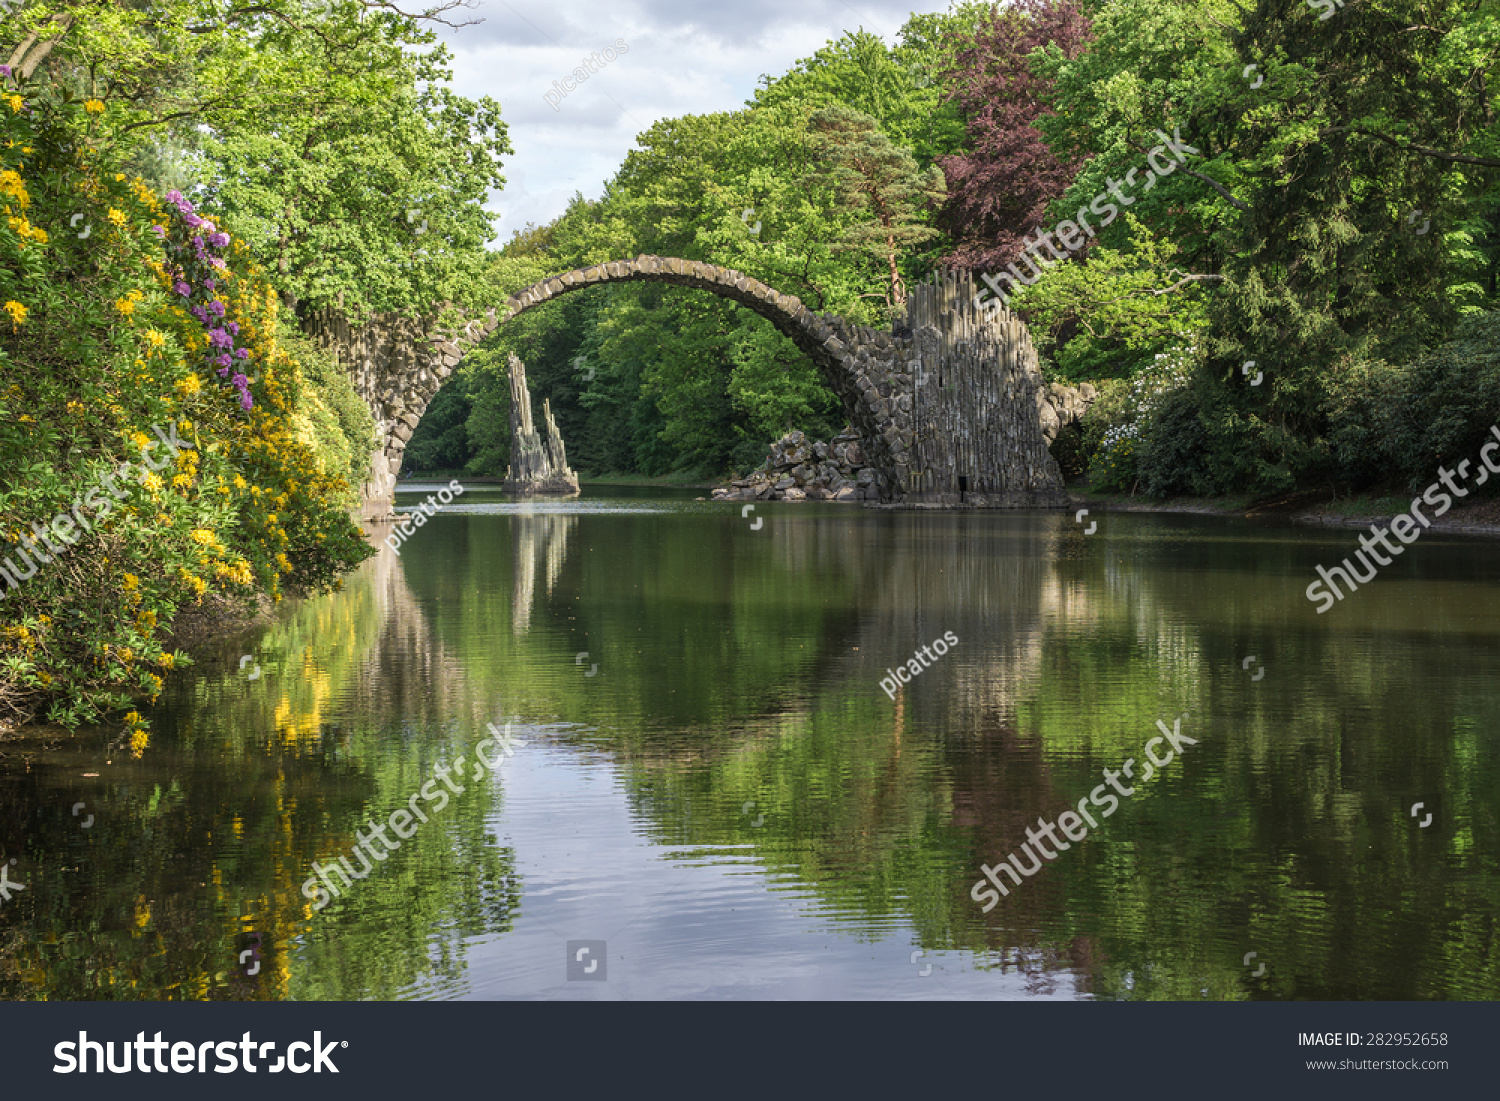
left=0, top=79, right=374, bottom=732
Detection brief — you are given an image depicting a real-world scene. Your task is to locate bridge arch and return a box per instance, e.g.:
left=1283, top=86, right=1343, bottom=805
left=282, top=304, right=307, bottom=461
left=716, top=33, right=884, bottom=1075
left=496, top=256, right=866, bottom=396
left=304, top=257, right=1066, bottom=521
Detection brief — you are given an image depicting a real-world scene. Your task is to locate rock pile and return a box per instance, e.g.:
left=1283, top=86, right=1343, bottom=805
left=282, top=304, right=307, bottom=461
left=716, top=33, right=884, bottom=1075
left=1037, top=381, right=1098, bottom=445
left=711, top=428, right=878, bottom=502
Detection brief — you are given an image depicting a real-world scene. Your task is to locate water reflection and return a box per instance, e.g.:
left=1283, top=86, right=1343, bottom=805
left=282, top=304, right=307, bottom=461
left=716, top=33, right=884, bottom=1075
left=511, top=511, right=576, bottom=636
left=1, top=490, right=1498, bottom=1000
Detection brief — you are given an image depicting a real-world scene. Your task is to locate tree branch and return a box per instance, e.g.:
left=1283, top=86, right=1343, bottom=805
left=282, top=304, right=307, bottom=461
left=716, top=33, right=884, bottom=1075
left=9, top=13, right=75, bottom=79
left=1130, top=138, right=1249, bottom=210
left=1177, top=165, right=1250, bottom=210
left=1324, top=125, right=1500, bottom=168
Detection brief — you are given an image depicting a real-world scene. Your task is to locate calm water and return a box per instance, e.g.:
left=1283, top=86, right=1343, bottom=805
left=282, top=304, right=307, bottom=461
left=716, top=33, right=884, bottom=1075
left=3, top=485, right=1499, bottom=1000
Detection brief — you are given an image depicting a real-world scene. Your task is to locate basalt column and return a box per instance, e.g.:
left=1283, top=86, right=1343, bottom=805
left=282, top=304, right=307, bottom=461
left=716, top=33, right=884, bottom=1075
left=502, top=352, right=580, bottom=496
left=898, top=271, right=1068, bottom=507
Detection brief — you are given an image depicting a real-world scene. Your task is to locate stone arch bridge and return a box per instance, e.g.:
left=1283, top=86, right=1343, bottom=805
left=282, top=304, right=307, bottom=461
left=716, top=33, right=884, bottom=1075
left=301, top=256, right=1069, bottom=521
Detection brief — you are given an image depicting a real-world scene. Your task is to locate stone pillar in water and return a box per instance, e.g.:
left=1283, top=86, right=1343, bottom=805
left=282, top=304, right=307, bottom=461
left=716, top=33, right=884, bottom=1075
left=502, top=352, right=580, bottom=496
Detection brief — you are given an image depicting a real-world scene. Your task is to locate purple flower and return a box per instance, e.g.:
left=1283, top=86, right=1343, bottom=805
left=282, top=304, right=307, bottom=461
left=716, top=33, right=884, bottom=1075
left=151, top=225, right=166, bottom=237
left=234, top=347, right=250, bottom=359
left=227, top=321, right=240, bottom=336
left=240, top=392, right=254, bottom=412
left=217, top=365, right=230, bottom=378
left=190, top=305, right=208, bottom=323
left=209, top=257, right=227, bottom=271
left=182, top=212, right=203, bottom=228
left=208, top=299, right=226, bottom=317
left=214, top=353, right=233, bottom=368
left=165, top=189, right=182, bottom=204
left=232, top=372, right=248, bottom=389
left=208, top=328, right=233, bottom=349
left=204, top=279, right=217, bottom=291
left=208, top=232, right=230, bottom=248
left=174, top=280, right=191, bottom=297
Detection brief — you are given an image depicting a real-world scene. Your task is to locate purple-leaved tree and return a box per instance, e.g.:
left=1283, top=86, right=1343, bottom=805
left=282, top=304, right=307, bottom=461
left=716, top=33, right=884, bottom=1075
left=938, top=0, right=1093, bottom=274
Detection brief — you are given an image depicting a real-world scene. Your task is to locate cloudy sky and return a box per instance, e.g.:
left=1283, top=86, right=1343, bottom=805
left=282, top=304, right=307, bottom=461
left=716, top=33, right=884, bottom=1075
left=433, top=0, right=958, bottom=244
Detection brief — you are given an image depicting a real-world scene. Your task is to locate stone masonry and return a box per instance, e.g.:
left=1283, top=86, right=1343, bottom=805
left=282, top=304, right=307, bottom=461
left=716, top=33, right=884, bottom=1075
left=302, top=256, right=1069, bottom=520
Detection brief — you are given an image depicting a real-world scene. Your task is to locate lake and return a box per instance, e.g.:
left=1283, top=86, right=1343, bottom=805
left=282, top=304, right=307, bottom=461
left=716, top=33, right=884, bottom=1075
left=3, top=485, right=1497, bottom=1000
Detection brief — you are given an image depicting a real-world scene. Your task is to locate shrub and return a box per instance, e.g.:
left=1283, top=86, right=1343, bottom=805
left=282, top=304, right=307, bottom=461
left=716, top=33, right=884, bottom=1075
left=0, top=71, right=372, bottom=732
left=1136, top=385, right=1212, bottom=498
left=1324, top=311, right=1500, bottom=493
left=1082, top=344, right=1197, bottom=492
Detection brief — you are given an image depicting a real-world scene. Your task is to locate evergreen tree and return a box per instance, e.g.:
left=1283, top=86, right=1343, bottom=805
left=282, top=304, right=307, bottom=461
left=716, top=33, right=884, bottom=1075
left=805, top=105, right=946, bottom=309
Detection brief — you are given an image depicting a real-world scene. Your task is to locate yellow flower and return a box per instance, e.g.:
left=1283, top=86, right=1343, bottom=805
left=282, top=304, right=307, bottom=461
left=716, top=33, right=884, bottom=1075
left=142, top=472, right=163, bottom=491
left=130, top=431, right=151, bottom=450
left=4, top=300, right=26, bottom=326
left=0, top=169, right=26, bottom=208
left=115, top=297, right=136, bottom=317
left=83, top=99, right=106, bottom=114
left=175, top=373, right=201, bottom=396
left=142, top=330, right=165, bottom=349
left=189, top=528, right=216, bottom=546
left=107, top=208, right=125, bottom=227
left=4, top=95, right=22, bottom=114
left=122, top=573, right=139, bottom=591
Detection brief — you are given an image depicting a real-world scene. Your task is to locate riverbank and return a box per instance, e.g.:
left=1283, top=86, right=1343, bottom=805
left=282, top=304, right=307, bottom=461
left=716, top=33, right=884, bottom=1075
left=1070, top=488, right=1500, bottom=538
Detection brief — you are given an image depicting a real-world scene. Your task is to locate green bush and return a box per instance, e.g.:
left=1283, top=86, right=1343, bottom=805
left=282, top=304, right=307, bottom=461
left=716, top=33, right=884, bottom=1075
left=277, top=322, right=376, bottom=507
left=1324, top=311, right=1500, bottom=493
left=1136, top=385, right=1212, bottom=498
left=1081, top=345, right=1197, bottom=492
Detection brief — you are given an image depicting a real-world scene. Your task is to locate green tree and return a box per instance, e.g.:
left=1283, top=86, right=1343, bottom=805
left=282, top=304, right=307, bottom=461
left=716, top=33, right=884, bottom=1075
left=806, top=104, right=946, bottom=309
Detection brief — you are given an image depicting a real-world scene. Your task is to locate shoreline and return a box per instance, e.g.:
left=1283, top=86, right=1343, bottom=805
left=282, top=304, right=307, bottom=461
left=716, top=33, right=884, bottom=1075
left=1070, top=489, right=1500, bottom=539
left=397, top=474, right=1500, bottom=536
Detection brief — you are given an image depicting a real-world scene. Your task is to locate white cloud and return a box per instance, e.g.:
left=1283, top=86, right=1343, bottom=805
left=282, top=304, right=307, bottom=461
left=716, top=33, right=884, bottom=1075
left=433, top=0, right=957, bottom=244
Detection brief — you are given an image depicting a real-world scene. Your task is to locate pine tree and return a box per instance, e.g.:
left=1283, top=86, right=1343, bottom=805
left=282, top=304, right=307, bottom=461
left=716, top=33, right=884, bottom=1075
left=805, top=105, right=947, bottom=309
